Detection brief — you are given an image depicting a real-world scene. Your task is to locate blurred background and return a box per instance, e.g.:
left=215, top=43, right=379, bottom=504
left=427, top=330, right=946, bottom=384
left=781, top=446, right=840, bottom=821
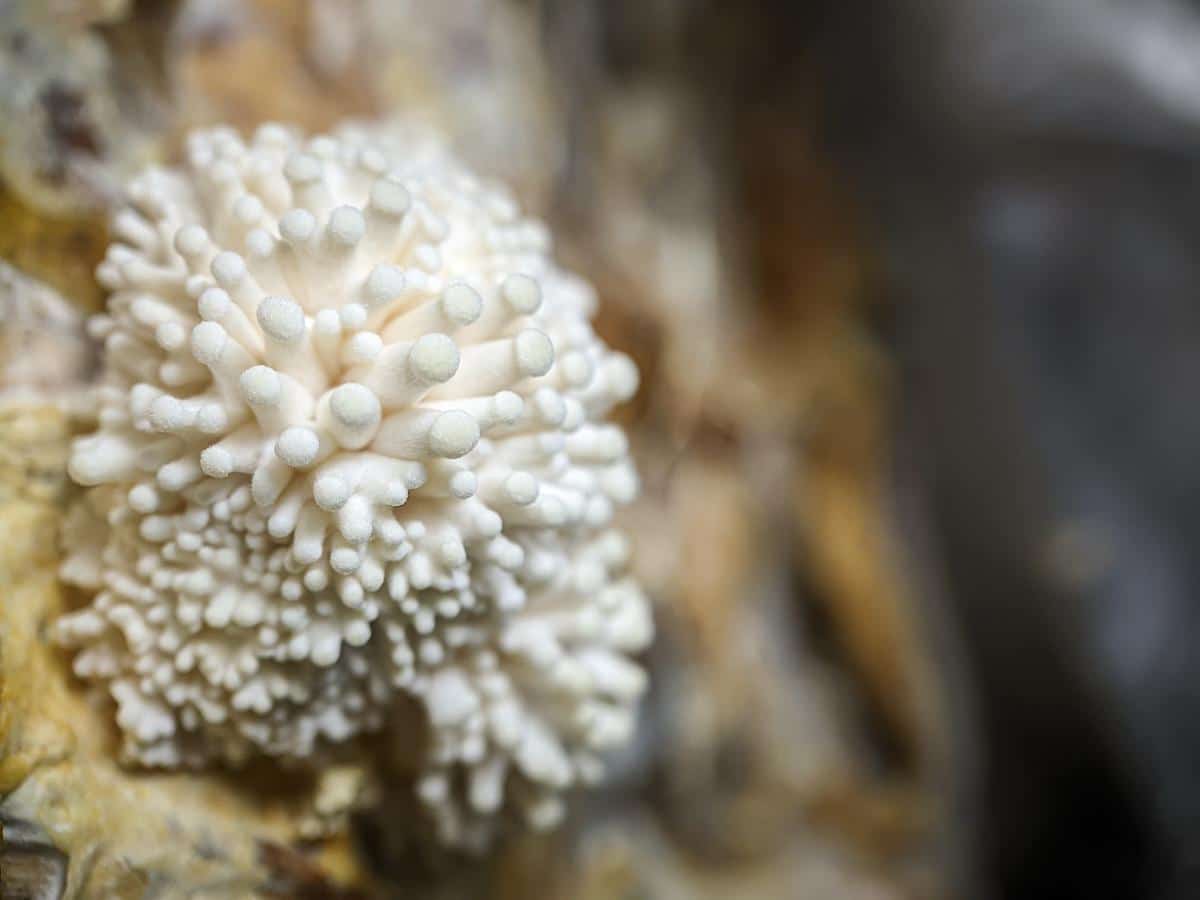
left=3, top=1, right=1200, bottom=898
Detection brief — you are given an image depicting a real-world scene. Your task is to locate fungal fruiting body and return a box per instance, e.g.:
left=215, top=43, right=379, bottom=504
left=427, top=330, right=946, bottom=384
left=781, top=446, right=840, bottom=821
left=56, top=123, right=651, bottom=845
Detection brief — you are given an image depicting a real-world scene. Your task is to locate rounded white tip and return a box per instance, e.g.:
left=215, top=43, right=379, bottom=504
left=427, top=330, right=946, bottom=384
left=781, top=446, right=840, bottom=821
left=279, top=208, right=316, bottom=244
left=606, top=353, right=640, bottom=400
left=409, top=333, right=460, bottom=384
left=314, top=475, right=351, bottom=510
left=358, top=147, right=388, bottom=175
left=254, top=122, right=290, bottom=145
left=327, top=206, right=365, bottom=247
left=339, top=504, right=373, bottom=544
left=174, top=224, right=208, bottom=257
left=561, top=397, right=586, bottom=432
left=493, top=390, right=524, bottom=423
left=190, top=321, right=227, bottom=365
left=450, top=470, right=477, bottom=498
left=245, top=228, right=274, bottom=258
left=240, top=365, right=282, bottom=406
left=559, top=351, right=594, bottom=387
left=532, top=388, right=566, bottom=426
left=200, top=446, right=234, bottom=478
left=311, top=633, right=342, bottom=667
left=440, top=540, right=467, bottom=568
left=256, top=296, right=306, bottom=343
left=128, top=483, right=158, bottom=513
left=344, top=331, right=383, bottom=364
left=338, top=303, right=367, bottom=331
left=284, top=152, right=321, bottom=184
left=233, top=194, right=264, bottom=225
left=429, top=410, right=480, bottom=458
left=515, top=329, right=554, bottom=377
left=330, top=547, right=360, bottom=575
left=440, top=283, right=483, bottom=327
left=329, top=383, right=381, bottom=428
left=198, top=288, right=232, bottom=322
left=383, top=481, right=409, bottom=506
left=270, top=515, right=298, bottom=543
left=345, top=619, right=371, bottom=647
left=602, top=465, right=639, bottom=504
left=505, top=472, right=539, bottom=505
left=155, top=322, right=187, bottom=351
left=313, top=308, right=341, bottom=337
left=370, top=177, right=411, bottom=217
left=294, top=540, right=323, bottom=566
left=211, top=251, right=246, bottom=287
left=68, top=453, right=106, bottom=487
left=501, top=274, right=542, bottom=314
left=209, top=160, right=238, bottom=185
left=365, top=265, right=405, bottom=308
left=276, top=426, right=321, bottom=467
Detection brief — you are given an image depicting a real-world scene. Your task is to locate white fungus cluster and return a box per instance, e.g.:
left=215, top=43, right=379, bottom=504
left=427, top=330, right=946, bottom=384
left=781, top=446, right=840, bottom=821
left=56, top=122, right=651, bottom=845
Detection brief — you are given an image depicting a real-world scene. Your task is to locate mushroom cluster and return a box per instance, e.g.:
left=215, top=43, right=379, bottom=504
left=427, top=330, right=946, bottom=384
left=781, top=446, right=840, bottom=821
left=56, top=123, right=651, bottom=844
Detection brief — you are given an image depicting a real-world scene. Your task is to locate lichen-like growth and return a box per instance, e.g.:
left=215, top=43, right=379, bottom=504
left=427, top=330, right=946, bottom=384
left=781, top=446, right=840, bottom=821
left=56, top=123, right=651, bottom=844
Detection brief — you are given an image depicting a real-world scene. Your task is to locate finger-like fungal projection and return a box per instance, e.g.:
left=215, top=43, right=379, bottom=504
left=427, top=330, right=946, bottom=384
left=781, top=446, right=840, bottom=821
left=56, top=123, right=651, bottom=846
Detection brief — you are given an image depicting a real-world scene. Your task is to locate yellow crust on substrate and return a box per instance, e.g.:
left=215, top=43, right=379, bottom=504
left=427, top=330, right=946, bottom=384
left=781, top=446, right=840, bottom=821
left=0, top=403, right=364, bottom=898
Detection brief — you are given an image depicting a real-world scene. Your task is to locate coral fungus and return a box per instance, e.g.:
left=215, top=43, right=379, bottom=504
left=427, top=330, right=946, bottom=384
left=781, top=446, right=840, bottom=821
left=56, top=123, right=651, bottom=844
